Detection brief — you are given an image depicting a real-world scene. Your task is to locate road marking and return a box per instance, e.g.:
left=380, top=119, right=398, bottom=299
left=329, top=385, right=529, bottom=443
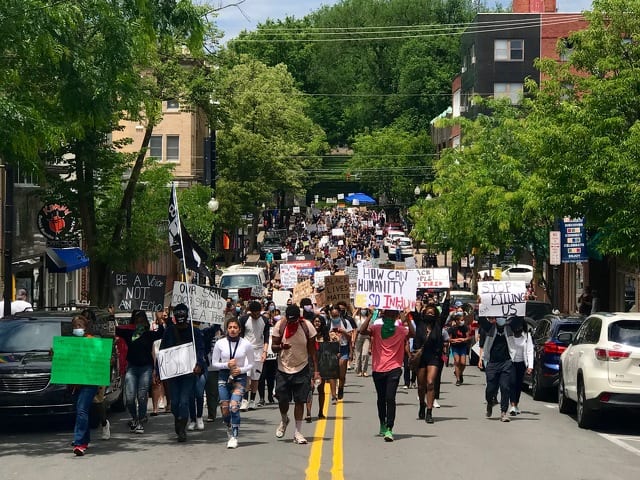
left=331, top=397, right=345, bottom=480
left=305, top=392, right=329, bottom=480
left=598, top=433, right=640, bottom=457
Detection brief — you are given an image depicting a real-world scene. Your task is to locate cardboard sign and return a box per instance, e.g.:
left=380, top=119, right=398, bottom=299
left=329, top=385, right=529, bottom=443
left=478, top=281, right=527, bottom=317
left=171, top=282, right=226, bottom=325
left=292, top=279, right=314, bottom=304
left=314, top=270, right=331, bottom=288
left=157, top=342, right=196, bottom=380
left=314, top=290, right=326, bottom=307
left=110, top=272, right=166, bottom=312
left=324, top=275, right=351, bottom=304
left=51, top=336, right=112, bottom=386
left=279, top=264, right=298, bottom=289
left=414, top=268, right=450, bottom=289
left=354, top=267, right=418, bottom=310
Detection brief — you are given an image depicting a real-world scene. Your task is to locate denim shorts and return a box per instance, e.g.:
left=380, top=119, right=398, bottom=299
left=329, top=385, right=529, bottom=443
left=451, top=344, right=469, bottom=357
left=339, top=344, right=350, bottom=361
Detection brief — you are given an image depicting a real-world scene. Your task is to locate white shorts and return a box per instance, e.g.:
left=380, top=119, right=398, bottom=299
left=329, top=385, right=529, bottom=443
left=250, top=361, right=264, bottom=381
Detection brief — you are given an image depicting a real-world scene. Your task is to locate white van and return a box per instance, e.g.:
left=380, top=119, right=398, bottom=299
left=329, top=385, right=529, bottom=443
left=218, top=265, right=268, bottom=301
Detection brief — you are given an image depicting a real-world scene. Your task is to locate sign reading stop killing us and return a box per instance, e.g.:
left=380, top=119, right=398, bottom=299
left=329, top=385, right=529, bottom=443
left=354, top=267, right=418, bottom=310
left=478, top=281, right=527, bottom=317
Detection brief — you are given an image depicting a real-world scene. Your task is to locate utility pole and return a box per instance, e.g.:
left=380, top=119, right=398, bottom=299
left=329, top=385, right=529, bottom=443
left=2, top=163, right=14, bottom=317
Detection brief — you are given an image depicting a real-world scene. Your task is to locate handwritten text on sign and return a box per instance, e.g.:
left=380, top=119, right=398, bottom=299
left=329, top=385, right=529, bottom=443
left=413, top=268, right=450, bottom=289
left=478, top=281, right=527, bottom=317
left=354, top=267, right=418, bottom=310
left=171, top=282, right=226, bottom=325
left=157, top=342, right=196, bottom=380
left=111, top=272, right=166, bottom=312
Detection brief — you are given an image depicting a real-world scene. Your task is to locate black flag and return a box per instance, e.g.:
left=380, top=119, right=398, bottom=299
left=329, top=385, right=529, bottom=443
left=168, top=184, right=211, bottom=279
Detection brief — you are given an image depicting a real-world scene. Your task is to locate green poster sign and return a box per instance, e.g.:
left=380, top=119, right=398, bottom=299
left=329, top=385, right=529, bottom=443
left=51, top=336, right=112, bottom=386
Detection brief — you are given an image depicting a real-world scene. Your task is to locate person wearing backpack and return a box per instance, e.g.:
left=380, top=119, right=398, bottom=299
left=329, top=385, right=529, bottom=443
left=271, top=304, right=319, bottom=445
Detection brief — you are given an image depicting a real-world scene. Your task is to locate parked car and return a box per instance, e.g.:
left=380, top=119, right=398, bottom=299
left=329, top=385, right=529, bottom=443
left=500, top=264, right=534, bottom=283
left=382, top=230, right=406, bottom=253
left=524, top=313, right=586, bottom=401
left=558, top=312, right=640, bottom=428
left=0, top=310, right=124, bottom=426
left=218, top=265, right=268, bottom=301
left=259, top=235, right=287, bottom=260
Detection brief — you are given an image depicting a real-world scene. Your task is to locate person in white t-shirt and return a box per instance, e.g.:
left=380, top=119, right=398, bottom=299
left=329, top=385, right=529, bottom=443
left=239, top=301, right=270, bottom=411
left=2, top=289, right=33, bottom=315
left=327, top=306, right=353, bottom=400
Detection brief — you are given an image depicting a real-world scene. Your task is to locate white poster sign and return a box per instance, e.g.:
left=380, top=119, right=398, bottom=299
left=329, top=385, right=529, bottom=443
left=413, top=268, right=450, bottom=289
left=157, top=342, right=196, bottom=380
left=279, top=264, right=298, bottom=289
left=478, top=281, right=527, bottom=317
left=171, top=282, right=226, bottom=324
left=272, top=290, right=292, bottom=310
left=314, top=270, right=331, bottom=288
left=354, top=267, right=418, bottom=310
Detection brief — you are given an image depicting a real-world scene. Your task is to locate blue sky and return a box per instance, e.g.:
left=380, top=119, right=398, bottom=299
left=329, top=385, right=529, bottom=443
left=214, top=0, right=594, bottom=43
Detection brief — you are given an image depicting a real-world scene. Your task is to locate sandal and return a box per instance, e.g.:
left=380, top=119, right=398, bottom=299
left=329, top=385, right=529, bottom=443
left=331, top=396, right=338, bottom=405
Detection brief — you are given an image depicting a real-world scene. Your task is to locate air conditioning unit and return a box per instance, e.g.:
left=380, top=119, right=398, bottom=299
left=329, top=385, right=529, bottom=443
left=461, top=66, right=467, bottom=73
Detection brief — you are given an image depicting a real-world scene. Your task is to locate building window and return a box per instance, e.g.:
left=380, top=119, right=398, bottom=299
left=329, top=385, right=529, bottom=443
left=148, top=135, right=162, bottom=159
left=471, top=44, right=476, bottom=64
left=560, top=38, right=574, bottom=62
left=494, top=83, right=523, bottom=104
left=494, top=39, right=524, bottom=61
left=166, top=135, right=180, bottom=162
left=166, top=100, right=180, bottom=110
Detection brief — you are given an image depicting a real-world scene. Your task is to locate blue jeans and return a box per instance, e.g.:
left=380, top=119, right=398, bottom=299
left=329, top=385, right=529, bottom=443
left=73, top=386, right=98, bottom=447
left=169, top=374, right=195, bottom=420
left=189, top=369, right=207, bottom=421
left=125, top=364, right=152, bottom=420
left=218, top=370, right=247, bottom=433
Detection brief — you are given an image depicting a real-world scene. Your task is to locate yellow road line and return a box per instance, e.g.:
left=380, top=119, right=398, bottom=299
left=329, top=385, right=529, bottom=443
left=331, top=399, right=344, bottom=480
left=305, top=392, right=329, bottom=480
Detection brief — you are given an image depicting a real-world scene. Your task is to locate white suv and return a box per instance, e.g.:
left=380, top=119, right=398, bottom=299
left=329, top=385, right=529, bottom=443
left=558, top=313, right=640, bottom=428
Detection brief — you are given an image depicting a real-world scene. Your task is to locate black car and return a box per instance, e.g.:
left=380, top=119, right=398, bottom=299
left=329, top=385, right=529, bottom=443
left=525, top=301, right=553, bottom=322
left=0, top=310, right=124, bottom=426
left=524, top=313, right=586, bottom=400
left=259, top=236, right=287, bottom=260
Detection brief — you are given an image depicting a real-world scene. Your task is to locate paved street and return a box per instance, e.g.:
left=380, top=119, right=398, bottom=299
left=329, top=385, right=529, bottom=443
left=1, top=365, right=639, bottom=480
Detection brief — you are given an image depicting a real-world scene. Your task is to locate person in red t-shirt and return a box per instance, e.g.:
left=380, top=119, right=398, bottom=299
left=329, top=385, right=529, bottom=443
left=359, top=308, right=415, bottom=442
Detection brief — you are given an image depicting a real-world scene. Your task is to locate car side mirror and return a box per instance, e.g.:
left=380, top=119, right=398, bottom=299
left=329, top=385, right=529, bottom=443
left=557, top=332, right=574, bottom=344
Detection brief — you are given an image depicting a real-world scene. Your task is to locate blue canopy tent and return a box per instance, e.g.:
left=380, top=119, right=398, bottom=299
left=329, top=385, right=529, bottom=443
left=344, top=193, right=376, bottom=205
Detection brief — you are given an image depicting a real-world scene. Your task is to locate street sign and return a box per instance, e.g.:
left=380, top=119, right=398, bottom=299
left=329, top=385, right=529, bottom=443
left=549, top=231, right=561, bottom=265
left=560, top=217, right=588, bottom=263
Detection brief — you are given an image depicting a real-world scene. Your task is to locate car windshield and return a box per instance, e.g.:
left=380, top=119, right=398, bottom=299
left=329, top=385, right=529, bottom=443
left=609, top=320, right=640, bottom=347
left=0, top=321, right=61, bottom=352
left=452, top=294, right=476, bottom=304
left=555, top=323, right=582, bottom=338
left=219, top=275, right=261, bottom=288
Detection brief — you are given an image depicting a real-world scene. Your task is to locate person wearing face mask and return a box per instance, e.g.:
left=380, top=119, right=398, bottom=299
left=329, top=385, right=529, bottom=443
left=360, top=309, right=415, bottom=442
left=116, top=310, right=164, bottom=434
left=509, top=320, right=533, bottom=416
left=328, top=306, right=353, bottom=400
left=353, top=307, right=372, bottom=377
left=211, top=318, right=254, bottom=448
left=258, top=309, right=280, bottom=406
left=416, top=307, right=448, bottom=424
left=478, top=315, right=518, bottom=422
left=159, top=303, right=207, bottom=442
left=448, top=307, right=470, bottom=386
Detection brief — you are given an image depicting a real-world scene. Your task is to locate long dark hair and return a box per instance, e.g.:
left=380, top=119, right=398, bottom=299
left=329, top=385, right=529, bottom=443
left=313, top=315, right=330, bottom=342
left=424, top=308, right=444, bottom=349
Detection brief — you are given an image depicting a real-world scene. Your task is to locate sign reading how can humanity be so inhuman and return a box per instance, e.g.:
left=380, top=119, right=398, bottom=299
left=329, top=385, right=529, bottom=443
left=354, top=267, right=418, bottom=310
left=171, top=282, right=225, bottom=325
left=478, top=281, right=527, bottom=317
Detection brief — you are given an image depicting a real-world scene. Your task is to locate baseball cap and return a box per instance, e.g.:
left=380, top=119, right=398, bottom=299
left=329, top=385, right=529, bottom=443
left=285, top=305, right=301, bottom=320
left=453, top=300, right=463, bottom=308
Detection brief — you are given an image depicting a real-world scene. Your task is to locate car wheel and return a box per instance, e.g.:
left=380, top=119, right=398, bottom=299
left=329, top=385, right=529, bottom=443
left=558, top=371, right=575, bottom=414
left=576, top=380, right=595, bottom=429
left=531, top=367, right=545, bottom=401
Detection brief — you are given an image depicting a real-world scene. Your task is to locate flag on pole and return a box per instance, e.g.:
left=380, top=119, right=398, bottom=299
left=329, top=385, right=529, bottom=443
left=168, top=184, right=211, bottom=279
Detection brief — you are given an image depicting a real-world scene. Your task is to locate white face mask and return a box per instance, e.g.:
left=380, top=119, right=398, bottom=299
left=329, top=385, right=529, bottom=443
left=274, top=315, right=281, bottom=321
left=303, top=305, right=313, bottom=312
left=496, top=318, right=507, bottom=327
left=458, top=320, right=465, bottom=326
left=73, top=328, right=85, bottom=337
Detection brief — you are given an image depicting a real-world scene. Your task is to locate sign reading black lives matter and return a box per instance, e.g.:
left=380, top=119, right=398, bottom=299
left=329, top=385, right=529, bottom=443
left=478, top=281, right=527, bottom=317
left=110, top=272, right=166, bottom=312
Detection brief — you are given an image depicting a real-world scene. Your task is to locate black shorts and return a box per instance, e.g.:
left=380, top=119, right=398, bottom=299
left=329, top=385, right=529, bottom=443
left=275, top=366, right=311, bottom=404
left=419, top=353, right=444, bottom=368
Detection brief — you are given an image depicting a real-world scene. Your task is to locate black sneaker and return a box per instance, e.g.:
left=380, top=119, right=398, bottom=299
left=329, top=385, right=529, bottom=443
left=486, top=402, right=493, bottom=418
left=128, top=419, right=138, bottom=432
left=425, top=412, right=434, bottom=424
left=337, top=387, right=344, bottom=400
left=418, top=404, right=426, bottom=420
left=455, top=380, right=461, bottom=386
left=459, top=374, right=464, bottom=384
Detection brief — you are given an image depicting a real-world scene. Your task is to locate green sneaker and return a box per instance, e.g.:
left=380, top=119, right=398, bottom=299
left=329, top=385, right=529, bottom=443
left=383, top=428, right=394, bottom=442
left=378, top=424, right=386, bottom=436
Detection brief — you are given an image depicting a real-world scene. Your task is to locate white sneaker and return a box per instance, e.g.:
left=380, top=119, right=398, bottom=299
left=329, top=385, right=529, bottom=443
left=433, top=400, right=440, bottom=408
left=509, top=406, right=517, bottom=417
left=196, top=417, right=205, bottom=430
left=101, top=419, right=111, bottom=440
left=248, top=400, right=256, bottom=411
left=276, top=417, right=290, bottom=438
left=187, top=421, right=196, bottom=431
left=293, top=431, right=308, bottom=444
left=227, top=437, right=238, bottom=449
left=240, top=399, right=249, bottom=411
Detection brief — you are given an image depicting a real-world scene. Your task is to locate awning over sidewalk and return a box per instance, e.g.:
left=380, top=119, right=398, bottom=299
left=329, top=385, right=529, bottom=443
left=46, top=247, right=89, bottom=273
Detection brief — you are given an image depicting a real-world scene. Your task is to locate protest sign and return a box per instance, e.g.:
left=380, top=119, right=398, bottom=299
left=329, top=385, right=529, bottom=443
left=171, top=282, right=226, bottom=324
left=279, top=264, right=298, bottom=289
left=335, top=258, right=347, bottom=270
left=314, top=290, right=326, bottom=307
left=414, top=268, right=450, bottom=289
left=292, top=279, right=314, bottom=304
left=477, top=281, right=527, bottom=317
left=354, top=267, right=418, bottom=310
left=288, top=260, right=316, bottom=277
left=324, top=275, right=351, bottom=304
left=110, top=272, right=166, bottom=312
left=329, top=247, right=338, bottom=259
left=157, top=342, right=196, bottom=380
left=273, top=290, right=292, bottom=310
left=314, top=270, right=331, bottom=288
left=51, top=336, right=112, bottom=386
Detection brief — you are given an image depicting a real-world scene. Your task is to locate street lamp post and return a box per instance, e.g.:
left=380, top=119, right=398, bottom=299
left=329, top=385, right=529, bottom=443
left=208, top=197, right=219, bottom=286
